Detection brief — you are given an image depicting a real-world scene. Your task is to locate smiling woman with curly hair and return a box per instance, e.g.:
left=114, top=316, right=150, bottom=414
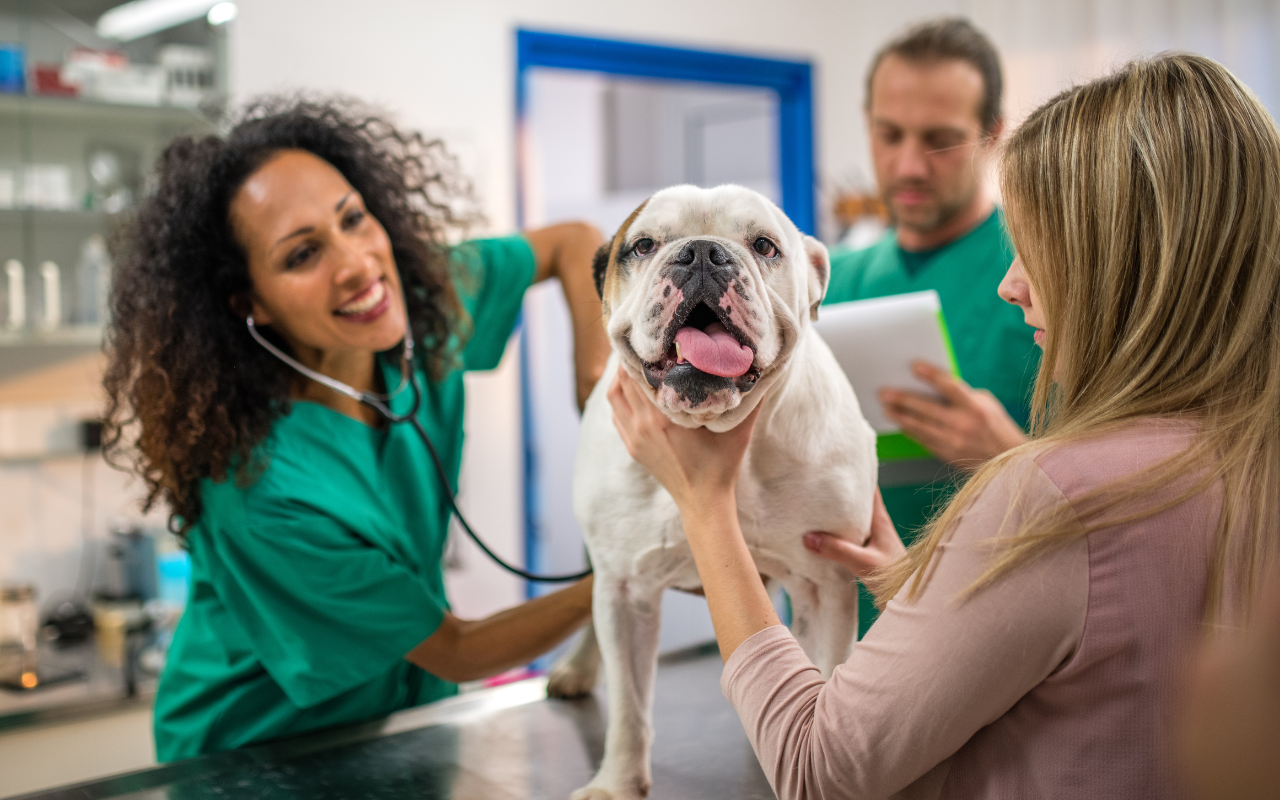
left=103, top=97, right=608, bottom=760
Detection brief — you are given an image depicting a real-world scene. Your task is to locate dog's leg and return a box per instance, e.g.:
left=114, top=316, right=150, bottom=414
left=812, top=580, right=860, bottom=676
left=784, top=577, right=859, bottom=678
left=547, top=620, right=601, bottom=699
left=572, top=576, right=664, bottom=800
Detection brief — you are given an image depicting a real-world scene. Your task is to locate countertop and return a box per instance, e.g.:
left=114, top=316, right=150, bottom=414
left=8, top=646, right=777, bottom=800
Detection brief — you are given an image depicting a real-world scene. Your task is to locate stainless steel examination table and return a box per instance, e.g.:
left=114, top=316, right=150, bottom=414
left=11, top=647, right=776, bottom=800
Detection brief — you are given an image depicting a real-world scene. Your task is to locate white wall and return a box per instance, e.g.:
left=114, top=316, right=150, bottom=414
left=232, top=0, right=1279, bottom=231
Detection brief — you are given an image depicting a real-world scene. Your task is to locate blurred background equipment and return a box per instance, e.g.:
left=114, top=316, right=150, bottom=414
left=0, top=583, right=39, bottom=689
left=85, top=143, right=138, bottom=212
left=833, top=191, right=889, bottom=250
left=97, top=526, right=156, bottom=603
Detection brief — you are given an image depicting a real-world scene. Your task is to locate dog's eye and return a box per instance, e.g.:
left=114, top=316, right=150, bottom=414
left=753, top=237, right=778, bottom=257
left=632, top=238, right=655, bottom=257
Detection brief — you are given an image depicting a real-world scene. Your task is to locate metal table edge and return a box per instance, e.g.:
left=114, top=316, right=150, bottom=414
left=4, top=677, right=553, bottom=800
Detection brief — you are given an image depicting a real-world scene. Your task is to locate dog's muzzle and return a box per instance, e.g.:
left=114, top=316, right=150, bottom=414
left=641, top=239, right=762, bottom=403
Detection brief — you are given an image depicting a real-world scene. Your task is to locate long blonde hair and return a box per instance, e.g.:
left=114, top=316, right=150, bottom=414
left=870, top=53, right=1280, bottom=621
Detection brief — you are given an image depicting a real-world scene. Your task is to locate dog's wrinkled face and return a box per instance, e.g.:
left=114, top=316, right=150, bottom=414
left=594, top=185, right=830, bottom=431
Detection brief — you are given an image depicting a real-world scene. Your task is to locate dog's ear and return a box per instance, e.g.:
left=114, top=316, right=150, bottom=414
left=591, top=241, right=611, bottom=300
left=803, top=235, right=830, bottom=322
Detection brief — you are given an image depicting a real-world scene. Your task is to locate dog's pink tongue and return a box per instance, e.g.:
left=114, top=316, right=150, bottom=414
left=675, top=323, right=754, bottom=378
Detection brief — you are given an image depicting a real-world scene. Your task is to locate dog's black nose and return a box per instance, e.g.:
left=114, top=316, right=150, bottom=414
left=669, top=239, right=735, bottom=298
left=674, top=239, right=731, bottom=267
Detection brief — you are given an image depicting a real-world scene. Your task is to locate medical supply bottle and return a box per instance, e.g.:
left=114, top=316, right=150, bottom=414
left=40, top=260, right=61, bottom=330
left=4, top=258, right=23, bottom=330
left=75, top=234, right=110, bottom=325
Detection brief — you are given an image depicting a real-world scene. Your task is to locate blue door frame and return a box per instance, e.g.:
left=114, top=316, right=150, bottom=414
left=515, top=28, right=816, bottom=233
left=515, top=29, right=816, bottom=593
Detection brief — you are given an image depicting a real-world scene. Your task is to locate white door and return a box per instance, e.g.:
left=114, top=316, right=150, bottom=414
left=521, top=67, right=780, bottom=653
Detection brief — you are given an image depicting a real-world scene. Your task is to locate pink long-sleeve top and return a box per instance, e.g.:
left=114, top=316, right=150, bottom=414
left=723, top=420, right=1226, bottom=799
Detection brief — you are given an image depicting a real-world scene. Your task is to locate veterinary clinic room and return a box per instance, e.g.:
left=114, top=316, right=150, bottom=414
left=1, top=0, right=1278, bottom=797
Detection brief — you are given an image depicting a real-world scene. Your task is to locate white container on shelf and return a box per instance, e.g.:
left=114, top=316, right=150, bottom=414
left=159, top=45, right=214, bottom=108
left=40, top=261, right=61, bottom=330
left=22, top=164, right=74, bottom=210
left=5, top=259, right=24, bottom=330
left=75, top=234, right=111, bottom=325
left=61, top=49, right=165, bottom=107
left=97, top=65, right=166, bottom=106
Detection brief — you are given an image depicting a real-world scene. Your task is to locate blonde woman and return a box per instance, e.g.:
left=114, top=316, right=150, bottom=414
left=609, top=51, right=1278, bottom=799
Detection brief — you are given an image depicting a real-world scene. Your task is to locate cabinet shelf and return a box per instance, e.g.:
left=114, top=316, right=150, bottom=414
left=0, top=92, right=218, bottom=127
left=0, top=208, right=114, bottom=223
left=0, top=325, right=104, bottom=347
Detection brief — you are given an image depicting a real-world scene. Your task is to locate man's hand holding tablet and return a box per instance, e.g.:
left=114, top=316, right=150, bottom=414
left=813, top=291, right=1027, bottom=471
left=880, top=360, right=1027, bottom=469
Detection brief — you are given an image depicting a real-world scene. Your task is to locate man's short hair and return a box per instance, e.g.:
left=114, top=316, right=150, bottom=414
left=866, top=17, right=1003, bottom=132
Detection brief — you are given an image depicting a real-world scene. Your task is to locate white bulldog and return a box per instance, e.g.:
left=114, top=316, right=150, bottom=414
left=549, top=185, right=877, bottom=800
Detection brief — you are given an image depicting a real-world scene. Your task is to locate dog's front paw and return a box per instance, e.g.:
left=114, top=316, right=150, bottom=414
left=547, top=658, right=598, bottom=699
left=569, top=775, right=651, bottom=800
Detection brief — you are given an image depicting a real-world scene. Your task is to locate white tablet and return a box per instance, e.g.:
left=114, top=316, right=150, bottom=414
left=811, top=290, right=959, bottom=436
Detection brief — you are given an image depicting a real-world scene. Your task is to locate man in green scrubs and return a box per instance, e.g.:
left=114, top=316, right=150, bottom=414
left=821, top=19, right=1039, bottom=635
left=154, top=237, right=539, bottom=760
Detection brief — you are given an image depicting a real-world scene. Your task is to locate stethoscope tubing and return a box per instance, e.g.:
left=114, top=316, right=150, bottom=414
left=246, top=317, right=592, bottom=583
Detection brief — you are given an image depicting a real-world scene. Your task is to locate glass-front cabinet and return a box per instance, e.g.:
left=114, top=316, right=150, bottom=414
left=0, top=0, right=228, bottom=376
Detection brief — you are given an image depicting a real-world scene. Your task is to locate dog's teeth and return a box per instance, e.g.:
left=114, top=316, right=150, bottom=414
left=675, top=342, right=685, bottom=363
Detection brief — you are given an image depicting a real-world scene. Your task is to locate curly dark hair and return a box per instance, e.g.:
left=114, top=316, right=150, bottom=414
left=103, top=97, right=480, bottom=534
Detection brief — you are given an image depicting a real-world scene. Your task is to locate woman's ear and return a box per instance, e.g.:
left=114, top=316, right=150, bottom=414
left=229, top=292, right=271, bottom=324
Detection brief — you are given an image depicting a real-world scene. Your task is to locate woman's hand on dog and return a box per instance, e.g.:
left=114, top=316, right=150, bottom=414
left=803, top=489, right=906, bottom=579
left=608, top=366, right=762, bottom=517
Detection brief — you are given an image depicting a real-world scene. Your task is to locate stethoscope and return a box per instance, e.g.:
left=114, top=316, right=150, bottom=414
left=247, top=316, right=592, bottom=583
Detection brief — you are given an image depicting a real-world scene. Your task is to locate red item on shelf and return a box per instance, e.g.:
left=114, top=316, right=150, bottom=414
left=33, top=64, right=77, bottom=97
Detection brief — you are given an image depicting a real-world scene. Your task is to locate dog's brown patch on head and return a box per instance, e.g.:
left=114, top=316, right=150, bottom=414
left=598, top=198, right=651, bottom=315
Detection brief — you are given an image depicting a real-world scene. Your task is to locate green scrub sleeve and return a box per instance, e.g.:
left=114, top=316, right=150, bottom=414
left=204, top=516, right=446, bottom=709
left=451, top=235, right=537, bottom=372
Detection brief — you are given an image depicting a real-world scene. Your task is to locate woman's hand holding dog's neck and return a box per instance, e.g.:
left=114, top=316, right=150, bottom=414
left=608, top=366, right=781, bottom=661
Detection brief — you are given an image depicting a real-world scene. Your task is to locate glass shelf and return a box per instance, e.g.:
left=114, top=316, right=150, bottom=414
left=0, top=207, right=112, bottom=221
left=0, top=91, right=218, bottom=126
left=0, top=324, right=103, bottom=347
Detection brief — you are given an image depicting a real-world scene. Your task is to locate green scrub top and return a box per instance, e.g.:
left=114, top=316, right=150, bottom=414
left=823, top=209, right=1039, bottom=635
left=153, top=236, right=537, bottom=762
